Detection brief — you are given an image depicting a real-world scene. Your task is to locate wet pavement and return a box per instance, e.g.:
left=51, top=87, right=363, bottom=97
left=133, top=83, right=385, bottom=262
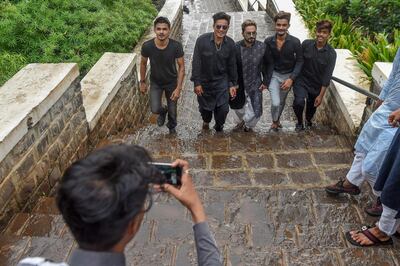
left=1, top=4, right=400, bottom=266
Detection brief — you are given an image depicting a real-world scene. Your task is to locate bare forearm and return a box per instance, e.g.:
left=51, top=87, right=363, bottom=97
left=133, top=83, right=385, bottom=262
left=177, top=67, right=185, bottom=90
left=140, top=62, right=147, bottom=82
left=319, top=86, right=327, bottom=97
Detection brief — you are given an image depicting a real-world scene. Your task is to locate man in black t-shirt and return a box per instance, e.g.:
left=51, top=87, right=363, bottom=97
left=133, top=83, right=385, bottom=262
left=140, top=17, right=185, bottom=134
left=292, top=20, right=337, bottom=131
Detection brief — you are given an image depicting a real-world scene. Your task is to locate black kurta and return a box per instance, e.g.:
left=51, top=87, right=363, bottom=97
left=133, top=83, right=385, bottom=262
left=191, top=32, right=237, bottom=111
left=230, top=40, right=270, bottom=118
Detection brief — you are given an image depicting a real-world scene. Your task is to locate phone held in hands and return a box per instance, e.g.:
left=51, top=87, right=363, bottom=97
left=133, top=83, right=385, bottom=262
left=150, top=162, right=182, bottom=186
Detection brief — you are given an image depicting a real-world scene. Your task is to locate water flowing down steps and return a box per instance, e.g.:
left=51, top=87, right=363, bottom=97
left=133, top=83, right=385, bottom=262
left=1, top=7, right=400, bottom=266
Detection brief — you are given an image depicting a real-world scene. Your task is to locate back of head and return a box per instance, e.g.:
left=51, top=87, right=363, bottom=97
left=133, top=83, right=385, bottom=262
left=273, top=11, right=291, bottom=23
left=57, top=144, right=156, bottom=251
left=212, top=12, right=231, bottom=25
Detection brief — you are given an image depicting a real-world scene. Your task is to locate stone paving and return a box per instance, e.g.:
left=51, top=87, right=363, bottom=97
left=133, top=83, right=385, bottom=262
left=1, top=6, right=400, bottom=266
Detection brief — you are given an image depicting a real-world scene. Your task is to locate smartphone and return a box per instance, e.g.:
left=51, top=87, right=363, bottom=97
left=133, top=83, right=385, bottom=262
left=150, top=162, right=182, bottom=186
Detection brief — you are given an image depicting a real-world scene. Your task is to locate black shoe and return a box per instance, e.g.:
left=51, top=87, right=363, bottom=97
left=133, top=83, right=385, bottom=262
left=295, top=123, right=304, bottom=132
left=157, top=107, right=167, bottom=127
left=233, top=120, right=245, bottom=131
left=169, top=128, right=177, bottom=134
left=244, top=126, right=253, bottom=132
left=202, top=122, right=210, bottom=130
left=305, top=120, right=313, bottom=129
left=214, top=125, right=223, bottom=132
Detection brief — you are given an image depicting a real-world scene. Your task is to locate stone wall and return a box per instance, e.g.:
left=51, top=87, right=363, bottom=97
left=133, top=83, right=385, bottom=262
left=315, top=49, right=369, bottom=139
left=0, top=64, right=89, bottom=229
left=81, top=53, right=149, bottom=147
left=0, top=0, right=183, bottom=230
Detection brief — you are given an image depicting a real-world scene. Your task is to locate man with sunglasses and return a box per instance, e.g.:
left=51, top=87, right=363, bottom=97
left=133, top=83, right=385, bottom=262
left=191, top=12, right=237, bottom=132
left=230, top=20, right=271, bottom=132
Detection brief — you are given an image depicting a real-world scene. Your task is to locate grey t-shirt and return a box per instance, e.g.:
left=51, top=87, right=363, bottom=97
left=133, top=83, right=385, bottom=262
left=141, top=38, right=184, bottom=88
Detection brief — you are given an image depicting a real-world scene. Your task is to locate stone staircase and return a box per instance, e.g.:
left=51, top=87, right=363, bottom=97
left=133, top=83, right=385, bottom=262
left=1, top=4, right=400, bottom=266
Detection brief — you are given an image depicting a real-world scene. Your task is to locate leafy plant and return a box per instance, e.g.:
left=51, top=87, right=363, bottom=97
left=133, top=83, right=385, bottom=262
left=0, top=0, right=157, bottom=86
left=294, top=0, right=399, bottom=78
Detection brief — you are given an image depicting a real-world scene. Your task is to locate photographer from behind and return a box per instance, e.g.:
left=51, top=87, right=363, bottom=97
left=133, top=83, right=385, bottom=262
left=18, top=144, right=221, bottom=266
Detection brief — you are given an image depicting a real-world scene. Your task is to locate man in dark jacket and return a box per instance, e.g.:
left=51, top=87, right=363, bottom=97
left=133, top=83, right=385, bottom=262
left=230, top=20, right=271, bottom=132
left=191, top=12, right=237, bottom=132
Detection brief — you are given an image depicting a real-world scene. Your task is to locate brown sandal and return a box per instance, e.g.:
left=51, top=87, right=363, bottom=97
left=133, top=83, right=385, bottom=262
left=345, top=226, right=393, bottom=247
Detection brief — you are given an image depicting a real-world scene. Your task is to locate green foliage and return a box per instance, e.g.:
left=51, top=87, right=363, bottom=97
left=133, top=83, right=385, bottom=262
left=321, top=0, right=400, bottom=37
left=0, top=0, right=157, bottom=85
left=294, top=0, right=400, bottom=78
left=0, top=52, right=26, bottom=85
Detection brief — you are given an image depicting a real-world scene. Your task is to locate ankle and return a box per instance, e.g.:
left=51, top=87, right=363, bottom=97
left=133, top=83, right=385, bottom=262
left=371, top=227, right=389, bottom=239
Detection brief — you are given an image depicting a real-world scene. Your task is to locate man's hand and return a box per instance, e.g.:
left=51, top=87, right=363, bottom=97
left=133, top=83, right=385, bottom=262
left=194, top=85, right=204, bottom=96
left=280, top=78, right=293, bottom=91
left=170, top=88, right=181, bottom=101
left=229, top=86, right=237, bottom=99
left=160, top=159, right=206, bottom=224
left=388, top=108, right=400, bottom=127
left=259, top=84, right=267, bottom=91
left=314, top=95, right=323, bottom=107
left=140, top=82, right=147, bottom=94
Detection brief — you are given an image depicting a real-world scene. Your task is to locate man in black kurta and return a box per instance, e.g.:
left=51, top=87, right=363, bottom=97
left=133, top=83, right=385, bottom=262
left=191, top=12, right=238, bottom=132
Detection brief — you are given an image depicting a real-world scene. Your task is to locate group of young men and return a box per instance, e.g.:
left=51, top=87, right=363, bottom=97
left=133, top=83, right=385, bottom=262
left=139, top=11, right=400, bottom=248
left=140, top=11, right=337, bottom=133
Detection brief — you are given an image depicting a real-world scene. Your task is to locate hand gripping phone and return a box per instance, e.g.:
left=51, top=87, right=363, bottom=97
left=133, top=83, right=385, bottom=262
left=150, top=162, right=182, bottom=186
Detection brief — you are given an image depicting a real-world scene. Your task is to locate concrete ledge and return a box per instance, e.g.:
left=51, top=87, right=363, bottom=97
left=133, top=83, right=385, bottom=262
left=331, top=49, right=369, bottom=132
left=372, top=62, right=393, bottom=89
left=274, top=0, right=309, bottom=42
left=81, top=52, right=137, bottom=131
left=0, top=63, right=79, bottom=162
left=158, top=0, right=181, bottom=24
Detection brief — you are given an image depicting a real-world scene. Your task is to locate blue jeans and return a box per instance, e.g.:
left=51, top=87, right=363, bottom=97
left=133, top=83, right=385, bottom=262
left=269, top=71, right=292, bottom=122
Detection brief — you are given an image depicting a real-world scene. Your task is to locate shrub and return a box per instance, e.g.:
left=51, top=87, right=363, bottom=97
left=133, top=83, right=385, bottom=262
left=0, top=0, right=157, bottom=85
left=294, top=0, right=399, bottom=78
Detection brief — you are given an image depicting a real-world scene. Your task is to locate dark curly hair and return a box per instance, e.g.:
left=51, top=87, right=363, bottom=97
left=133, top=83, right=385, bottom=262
left=57, top=144, right=157, bottom=251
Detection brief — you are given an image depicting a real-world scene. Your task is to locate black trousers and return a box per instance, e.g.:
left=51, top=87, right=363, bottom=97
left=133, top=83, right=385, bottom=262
left=293, top=84, right=319, bottom=124
left=150, top=83, right=177, bottom=129
left=198, top=79, right=230, bottom=130
left=199, top=103, right=229, bottom=129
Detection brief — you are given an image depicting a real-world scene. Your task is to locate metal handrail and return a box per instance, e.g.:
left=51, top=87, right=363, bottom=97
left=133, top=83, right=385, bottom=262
left=249, top=0, right=279, bottom=12
left=332, top=76, right=379, bottom=100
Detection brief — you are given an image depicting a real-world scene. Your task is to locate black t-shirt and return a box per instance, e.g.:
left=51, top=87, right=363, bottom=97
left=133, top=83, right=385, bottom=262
left=141, top=38, right=184, bottom=87
left=299, top=39, right=337, bottom=91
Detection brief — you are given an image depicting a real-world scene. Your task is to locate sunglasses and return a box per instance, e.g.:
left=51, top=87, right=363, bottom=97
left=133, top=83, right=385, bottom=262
left=244, top=32, right=257, bottom=36
left=215, top=24, right=228, bottom=30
